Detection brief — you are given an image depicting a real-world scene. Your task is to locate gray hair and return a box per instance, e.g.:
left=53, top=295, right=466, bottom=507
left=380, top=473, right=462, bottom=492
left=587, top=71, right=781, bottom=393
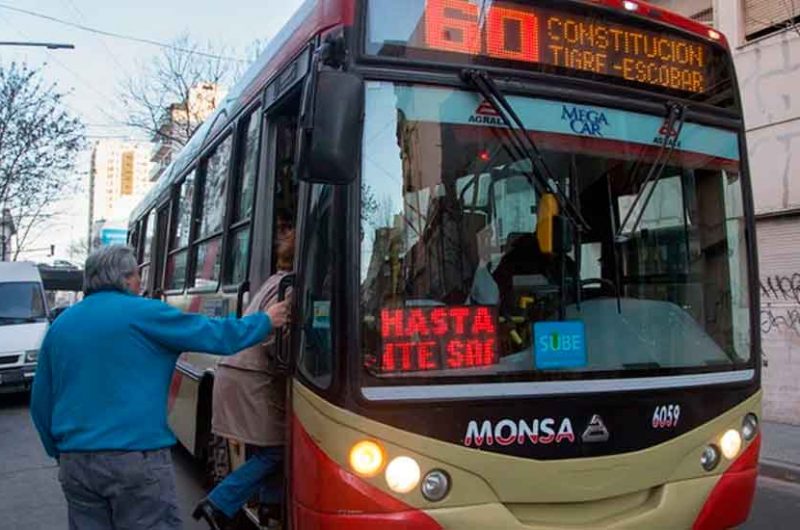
left=83, top=245, right=138, bottom=295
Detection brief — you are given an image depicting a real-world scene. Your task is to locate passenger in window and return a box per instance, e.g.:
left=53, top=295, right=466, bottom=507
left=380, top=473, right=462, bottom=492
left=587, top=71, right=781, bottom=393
left=194, top=228, right=295, bottom=529
left=469, top=223, right=500, bottom=305
left=29, top=245, right=289, bottom=530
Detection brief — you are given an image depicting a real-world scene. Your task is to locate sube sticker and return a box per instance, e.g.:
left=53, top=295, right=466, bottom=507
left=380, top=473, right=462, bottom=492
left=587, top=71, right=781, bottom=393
left=534, top=321, right=587, bottom=369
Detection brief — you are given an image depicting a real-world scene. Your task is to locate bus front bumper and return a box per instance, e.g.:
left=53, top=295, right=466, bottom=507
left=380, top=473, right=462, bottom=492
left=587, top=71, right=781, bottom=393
left=293, top=464, right=757, bottom=530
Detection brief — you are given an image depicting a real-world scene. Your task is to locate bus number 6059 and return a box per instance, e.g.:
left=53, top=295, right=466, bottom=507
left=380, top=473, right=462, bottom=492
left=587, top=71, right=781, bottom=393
left=652, top=404, right=681, bottom=429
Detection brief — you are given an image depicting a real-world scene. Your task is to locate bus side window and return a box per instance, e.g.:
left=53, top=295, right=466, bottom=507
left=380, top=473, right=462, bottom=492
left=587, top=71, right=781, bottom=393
left=165, top=170, right=196, bottom=291
left=128, top=224, right=140, bottom=262
left=225, top=108, right=261, bottom=286
left=191, top=135, right=232, bottom=290
left=139, top=209, right=157, bottom=294
left=298, top=184, right=335, bottom=389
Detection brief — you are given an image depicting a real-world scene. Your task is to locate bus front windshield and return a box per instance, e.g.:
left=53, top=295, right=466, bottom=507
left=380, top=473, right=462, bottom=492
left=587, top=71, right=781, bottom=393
left=359, top=82, right=751, bottom=384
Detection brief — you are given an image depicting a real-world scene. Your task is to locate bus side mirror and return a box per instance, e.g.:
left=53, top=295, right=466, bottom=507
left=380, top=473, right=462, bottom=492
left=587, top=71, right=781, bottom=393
left=300, top=70, right=363, bottom=185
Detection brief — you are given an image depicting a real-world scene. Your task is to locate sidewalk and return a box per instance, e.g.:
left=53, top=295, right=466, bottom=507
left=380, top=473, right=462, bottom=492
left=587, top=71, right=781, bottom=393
left=760, top=421, right=800, bottom=483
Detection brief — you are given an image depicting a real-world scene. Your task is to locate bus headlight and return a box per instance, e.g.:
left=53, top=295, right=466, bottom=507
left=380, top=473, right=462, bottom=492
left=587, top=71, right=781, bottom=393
left=385, top=456, right=420, bottom=493
left=24, top=349, right=38, bottom=363
left=720, top=429, right=742, bottom=460
left=742, top=413, right=759, bottom=441
left=701, top=444, right=720, bottom=471
left=421, top=469, right=450, bottom=501
left=349, top=440, right=384, bottom=477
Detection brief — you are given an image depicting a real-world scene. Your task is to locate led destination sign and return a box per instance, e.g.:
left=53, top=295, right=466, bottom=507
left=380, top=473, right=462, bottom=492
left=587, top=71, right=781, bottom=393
left=368, top=0, right=718, bottom=94
left=379, top=306, right=499, bottom=373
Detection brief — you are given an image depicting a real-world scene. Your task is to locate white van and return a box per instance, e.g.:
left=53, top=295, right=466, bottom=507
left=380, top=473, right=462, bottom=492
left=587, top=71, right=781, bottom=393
left=0, top=262, right=49, bottom=393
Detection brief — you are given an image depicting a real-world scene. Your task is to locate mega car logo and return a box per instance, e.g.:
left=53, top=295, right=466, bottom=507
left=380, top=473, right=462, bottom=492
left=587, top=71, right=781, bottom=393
left=464, top=417, right=575, bottom=447
left=561, top=105, right=610, bottom=137
left=468, top=100, right=505, bottom=126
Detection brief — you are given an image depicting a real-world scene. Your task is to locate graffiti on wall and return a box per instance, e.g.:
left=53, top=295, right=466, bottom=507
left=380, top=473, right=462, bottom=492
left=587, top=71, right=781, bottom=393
left=761, top=273, right=800, bottom=304
left=761, top=305, right=800, bottom=336
left=761, top=273, right=800, bottom=336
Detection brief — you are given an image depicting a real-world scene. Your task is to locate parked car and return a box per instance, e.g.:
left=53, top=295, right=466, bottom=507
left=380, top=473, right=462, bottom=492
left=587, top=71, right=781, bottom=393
left=0, top=262, right=48, bottom=393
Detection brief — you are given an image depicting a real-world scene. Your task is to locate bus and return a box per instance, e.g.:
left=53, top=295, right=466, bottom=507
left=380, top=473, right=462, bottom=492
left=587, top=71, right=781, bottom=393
left=129, top=0, right=761, bottom=528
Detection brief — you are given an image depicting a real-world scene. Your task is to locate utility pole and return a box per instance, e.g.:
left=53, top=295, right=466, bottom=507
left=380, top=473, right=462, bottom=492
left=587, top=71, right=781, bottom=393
left=1, top=208, right=17, bottom=261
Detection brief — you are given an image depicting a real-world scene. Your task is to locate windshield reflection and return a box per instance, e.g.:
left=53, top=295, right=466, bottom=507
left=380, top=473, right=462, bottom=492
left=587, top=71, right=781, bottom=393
left=360, top=82, right=751, bottom=381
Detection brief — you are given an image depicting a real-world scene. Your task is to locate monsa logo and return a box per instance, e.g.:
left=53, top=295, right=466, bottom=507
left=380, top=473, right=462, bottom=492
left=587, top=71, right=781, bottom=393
left=561, top=105, right=609, bottom=137
left=464, top=418, right=575, bottom=447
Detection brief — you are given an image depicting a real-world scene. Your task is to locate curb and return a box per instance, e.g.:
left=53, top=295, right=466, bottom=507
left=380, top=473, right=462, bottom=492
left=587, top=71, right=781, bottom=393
left=759, top=459, right=800, bottom=484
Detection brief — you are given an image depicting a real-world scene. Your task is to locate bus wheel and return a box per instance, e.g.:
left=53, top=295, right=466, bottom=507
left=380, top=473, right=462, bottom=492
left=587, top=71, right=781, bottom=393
left=205, top=434, right=231, bottom=488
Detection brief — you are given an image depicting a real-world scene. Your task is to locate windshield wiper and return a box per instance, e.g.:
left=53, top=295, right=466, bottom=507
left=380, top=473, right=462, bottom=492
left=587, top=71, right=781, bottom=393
left=616, top=102, right=687, bottom=240
left=460, top=69, right=591, bottom=232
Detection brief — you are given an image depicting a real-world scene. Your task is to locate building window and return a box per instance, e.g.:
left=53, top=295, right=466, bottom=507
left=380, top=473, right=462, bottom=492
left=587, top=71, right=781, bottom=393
left=744, top=0, right=800, bottom=41
left=120, top=151, right=134, bottom=196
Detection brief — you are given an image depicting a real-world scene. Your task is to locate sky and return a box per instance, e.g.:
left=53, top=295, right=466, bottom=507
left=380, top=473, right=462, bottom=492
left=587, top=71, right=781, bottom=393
left=0, top=0, right=303, bottom=262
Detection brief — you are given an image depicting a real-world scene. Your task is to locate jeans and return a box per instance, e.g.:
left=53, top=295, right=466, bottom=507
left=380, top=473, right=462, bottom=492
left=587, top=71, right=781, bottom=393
left=58, top=449, right=182, bottom=530
left=208, top=446, right=283, bottom=519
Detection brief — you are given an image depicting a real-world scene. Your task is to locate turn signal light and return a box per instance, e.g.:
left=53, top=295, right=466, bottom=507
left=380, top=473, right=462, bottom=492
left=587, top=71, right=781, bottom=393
left=349, top=440, right=385, bottom=477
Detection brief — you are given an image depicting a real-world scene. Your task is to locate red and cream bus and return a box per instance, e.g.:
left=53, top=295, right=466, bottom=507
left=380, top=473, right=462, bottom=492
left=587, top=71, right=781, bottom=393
left=130, top=0, right=762, bottom=528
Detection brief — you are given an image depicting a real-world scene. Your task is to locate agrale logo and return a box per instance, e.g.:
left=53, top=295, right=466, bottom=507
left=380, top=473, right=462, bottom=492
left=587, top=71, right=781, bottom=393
left=468, top=100, right=505, bottom=127
left=654, top=118, right=682, bottom=148
left=561, top=105, right=610, bottom=137
left=582, top=414, right=610, bottom=443
left=463, top=417, right=575, bottom=447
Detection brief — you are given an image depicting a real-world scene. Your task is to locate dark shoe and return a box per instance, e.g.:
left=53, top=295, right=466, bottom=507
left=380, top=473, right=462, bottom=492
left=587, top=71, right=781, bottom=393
left=258, top=502, right=283, bottom=527
left=192, top=499, right=229, bottom=530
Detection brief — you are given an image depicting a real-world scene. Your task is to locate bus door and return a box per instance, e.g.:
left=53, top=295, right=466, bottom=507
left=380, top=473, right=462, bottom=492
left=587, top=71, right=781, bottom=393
left=225, top=93, right=301, bottom=528
left=249, top=114, right=299, bottom=292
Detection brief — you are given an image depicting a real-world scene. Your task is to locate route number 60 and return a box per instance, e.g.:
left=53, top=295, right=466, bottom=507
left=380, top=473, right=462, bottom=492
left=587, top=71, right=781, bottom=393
left=652, top=404, right=681, bottom=428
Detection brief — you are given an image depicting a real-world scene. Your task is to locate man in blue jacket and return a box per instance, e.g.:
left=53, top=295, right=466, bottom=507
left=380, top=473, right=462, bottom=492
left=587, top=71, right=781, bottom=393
left=30, top=245, right=289, bottom=530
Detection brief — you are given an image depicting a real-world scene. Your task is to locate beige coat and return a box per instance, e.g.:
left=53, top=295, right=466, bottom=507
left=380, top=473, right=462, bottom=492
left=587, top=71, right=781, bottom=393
left=211, top=272, right=288, bottom=446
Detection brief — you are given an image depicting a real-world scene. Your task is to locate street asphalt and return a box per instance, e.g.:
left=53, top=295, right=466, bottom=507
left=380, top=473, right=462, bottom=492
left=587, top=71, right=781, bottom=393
left=1, top=391, right=798, bottom=529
